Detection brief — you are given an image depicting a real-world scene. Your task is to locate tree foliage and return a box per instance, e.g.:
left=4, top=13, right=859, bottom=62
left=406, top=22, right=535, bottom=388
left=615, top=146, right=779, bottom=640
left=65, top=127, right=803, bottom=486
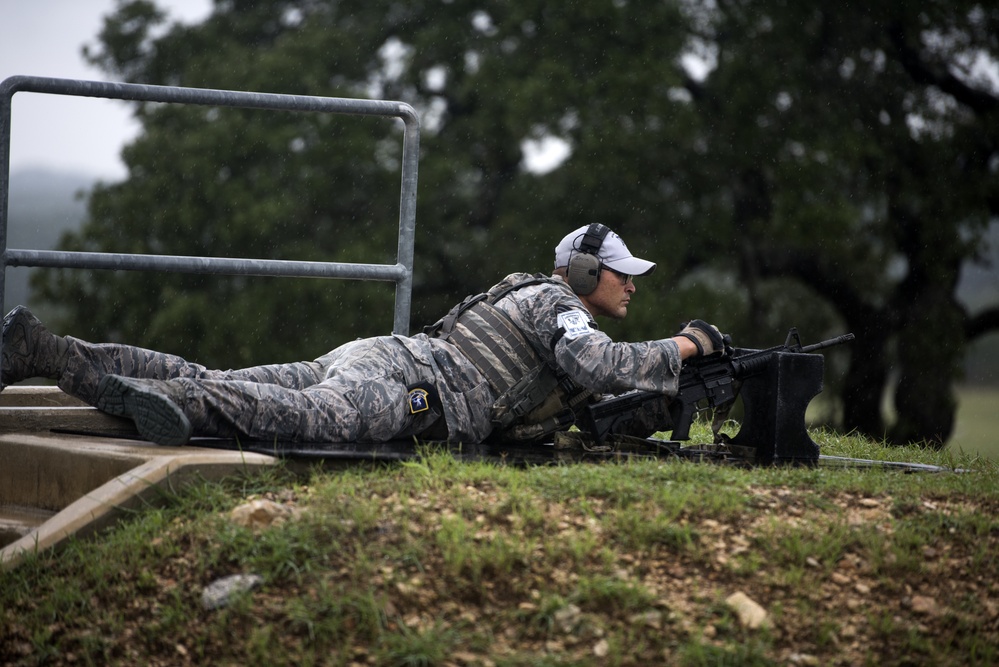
left=35, top=0, right=999, bottom=446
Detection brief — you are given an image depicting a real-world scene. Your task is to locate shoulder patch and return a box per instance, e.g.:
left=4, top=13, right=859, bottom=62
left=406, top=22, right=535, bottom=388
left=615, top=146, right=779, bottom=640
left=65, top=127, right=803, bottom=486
left=557, top=309, right=594, bottom=339
left=406, top=381, right=440, bottom=415
left=408, top=387, right=430, bottom=414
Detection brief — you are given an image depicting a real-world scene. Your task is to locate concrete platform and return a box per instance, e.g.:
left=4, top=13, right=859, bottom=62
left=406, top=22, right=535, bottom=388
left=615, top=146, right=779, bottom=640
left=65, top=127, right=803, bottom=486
left=0, top=385, right=277, bottom=570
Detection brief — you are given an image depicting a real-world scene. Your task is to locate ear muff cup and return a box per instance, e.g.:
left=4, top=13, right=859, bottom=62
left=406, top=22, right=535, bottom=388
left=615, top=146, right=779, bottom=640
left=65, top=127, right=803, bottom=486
left=567, top=252, right=602, bottom=295
left=565, top=223, right=609, bottom=295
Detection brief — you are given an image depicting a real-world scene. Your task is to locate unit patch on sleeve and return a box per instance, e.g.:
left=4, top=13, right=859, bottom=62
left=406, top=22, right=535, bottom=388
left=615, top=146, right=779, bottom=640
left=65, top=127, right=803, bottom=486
left=408, top=387, right=430, bottom=414
left=406, top=381, right=441, bottom=415
left=557, top=309, right=594, bottom=339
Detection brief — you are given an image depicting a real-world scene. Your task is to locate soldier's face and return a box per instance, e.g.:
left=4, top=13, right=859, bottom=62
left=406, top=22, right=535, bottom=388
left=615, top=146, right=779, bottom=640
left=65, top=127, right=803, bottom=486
left=581, top=267, right=636, bottom=320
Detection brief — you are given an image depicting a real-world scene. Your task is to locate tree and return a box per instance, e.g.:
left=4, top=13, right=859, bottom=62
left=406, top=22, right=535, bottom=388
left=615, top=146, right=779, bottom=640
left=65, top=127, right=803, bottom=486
left=669, top=1, right=999, bottom=445
left=35, top=0, right=999, bottom=445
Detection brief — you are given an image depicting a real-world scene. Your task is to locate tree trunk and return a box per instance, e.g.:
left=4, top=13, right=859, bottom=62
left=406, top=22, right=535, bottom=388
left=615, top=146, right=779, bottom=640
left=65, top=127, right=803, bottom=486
left=889, top=291, right=963, bottom=447
left=841, top=322, right=890, bottom=439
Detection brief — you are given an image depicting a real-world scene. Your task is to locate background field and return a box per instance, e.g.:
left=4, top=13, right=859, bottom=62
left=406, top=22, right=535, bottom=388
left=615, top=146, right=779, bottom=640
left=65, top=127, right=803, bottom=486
left=951, top=386, right=999, bottom=460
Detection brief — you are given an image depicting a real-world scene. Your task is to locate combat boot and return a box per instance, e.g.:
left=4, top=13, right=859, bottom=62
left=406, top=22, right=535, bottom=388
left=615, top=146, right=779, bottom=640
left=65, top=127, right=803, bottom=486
left=1, top=306, right=69, bottom=386
left=95, top=375, right=193, bottom=446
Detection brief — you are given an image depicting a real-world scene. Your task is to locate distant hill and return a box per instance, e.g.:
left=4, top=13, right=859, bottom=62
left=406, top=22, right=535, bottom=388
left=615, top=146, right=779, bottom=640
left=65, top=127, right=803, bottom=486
left=3, top=168, right=96, bottom=318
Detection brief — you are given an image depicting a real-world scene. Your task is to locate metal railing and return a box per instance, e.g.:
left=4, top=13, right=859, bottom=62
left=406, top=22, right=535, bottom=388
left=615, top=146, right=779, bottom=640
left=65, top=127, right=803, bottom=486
left=0, top=75, right=421, bottom=343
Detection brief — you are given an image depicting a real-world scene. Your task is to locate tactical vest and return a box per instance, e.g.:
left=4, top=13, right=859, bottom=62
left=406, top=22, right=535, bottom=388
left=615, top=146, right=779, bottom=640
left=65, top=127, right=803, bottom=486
left=425, top=276, right=593, bottom=442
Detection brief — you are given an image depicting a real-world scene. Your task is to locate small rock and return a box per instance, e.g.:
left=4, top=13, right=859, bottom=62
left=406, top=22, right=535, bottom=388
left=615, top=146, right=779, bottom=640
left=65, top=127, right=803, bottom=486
left=725, top=591, right=769, bottom=629
left=628, top=610, right=664, bottom=630
left=201, top=574, right=263, bottom=610
left=230, top=499, right=298, bottom=529
left=554, top=604, right=582, bottom=633
left=911, top=595, right=938, bottom=616
left=593, top=639, right=609, bottom=657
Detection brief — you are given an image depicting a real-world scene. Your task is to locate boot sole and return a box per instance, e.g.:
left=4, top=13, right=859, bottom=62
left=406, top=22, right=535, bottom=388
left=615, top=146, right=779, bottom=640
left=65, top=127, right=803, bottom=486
left=2, top=305, right=45, bottom=385
left=95, top=375, right=193, bottom=446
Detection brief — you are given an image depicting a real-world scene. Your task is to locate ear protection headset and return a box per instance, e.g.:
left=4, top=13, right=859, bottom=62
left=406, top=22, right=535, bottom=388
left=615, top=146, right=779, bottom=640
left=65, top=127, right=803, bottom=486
left=566, top=223, right=610, bottom=295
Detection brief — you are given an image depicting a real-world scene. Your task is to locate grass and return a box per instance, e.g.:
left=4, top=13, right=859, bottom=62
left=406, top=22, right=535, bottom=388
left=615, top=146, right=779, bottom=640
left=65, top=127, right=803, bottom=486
left=2, top=427, right=998, bottom=666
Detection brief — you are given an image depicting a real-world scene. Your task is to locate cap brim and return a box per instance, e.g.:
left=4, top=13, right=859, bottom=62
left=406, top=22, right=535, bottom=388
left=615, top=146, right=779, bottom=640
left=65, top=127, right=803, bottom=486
left=604, top=256, right=656, bottom=276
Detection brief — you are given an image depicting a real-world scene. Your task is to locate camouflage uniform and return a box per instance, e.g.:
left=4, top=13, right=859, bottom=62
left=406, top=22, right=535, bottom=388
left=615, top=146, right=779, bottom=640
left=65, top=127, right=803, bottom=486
left=438, top=272, right=681, bottom=441
left=26, top=272, right=681, bottom=444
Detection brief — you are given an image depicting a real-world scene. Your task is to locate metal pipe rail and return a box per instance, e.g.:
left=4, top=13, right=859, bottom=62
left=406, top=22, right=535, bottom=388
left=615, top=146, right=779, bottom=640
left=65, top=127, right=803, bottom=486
left=0, top=75, right=421, bottom=344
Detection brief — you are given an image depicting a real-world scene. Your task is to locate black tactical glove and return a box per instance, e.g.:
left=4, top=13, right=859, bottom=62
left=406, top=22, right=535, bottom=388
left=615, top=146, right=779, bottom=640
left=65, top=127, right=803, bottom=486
left=676, top=319, right=730, bottom=356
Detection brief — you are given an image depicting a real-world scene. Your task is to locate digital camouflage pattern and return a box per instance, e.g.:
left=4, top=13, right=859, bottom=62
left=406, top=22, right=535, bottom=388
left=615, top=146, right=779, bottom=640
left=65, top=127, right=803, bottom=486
left=2, top=272, right=683, bottom=444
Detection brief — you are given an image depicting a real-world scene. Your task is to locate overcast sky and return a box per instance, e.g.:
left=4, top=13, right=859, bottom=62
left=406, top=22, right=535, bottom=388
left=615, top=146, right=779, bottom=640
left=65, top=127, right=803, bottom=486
left=1, top=0, right=212, bottom=179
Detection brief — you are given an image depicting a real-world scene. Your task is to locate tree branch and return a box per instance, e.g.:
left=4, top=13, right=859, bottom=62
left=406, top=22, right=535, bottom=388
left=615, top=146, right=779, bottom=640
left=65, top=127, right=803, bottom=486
left=888, top=21, right=999, bottom=116
left=754, top=247, right=882, bottom=324
left=966, top=305, right=999, bottom=340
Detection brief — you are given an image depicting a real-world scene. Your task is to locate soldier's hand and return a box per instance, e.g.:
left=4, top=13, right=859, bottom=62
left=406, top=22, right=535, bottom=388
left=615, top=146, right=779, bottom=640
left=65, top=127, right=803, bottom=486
left=677, top=319, right=730, bottom=357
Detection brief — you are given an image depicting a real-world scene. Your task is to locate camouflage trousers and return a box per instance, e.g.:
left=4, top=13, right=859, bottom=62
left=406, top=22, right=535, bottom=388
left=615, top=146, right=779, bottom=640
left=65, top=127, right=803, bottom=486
left=58, top=336, right=444, bottom=443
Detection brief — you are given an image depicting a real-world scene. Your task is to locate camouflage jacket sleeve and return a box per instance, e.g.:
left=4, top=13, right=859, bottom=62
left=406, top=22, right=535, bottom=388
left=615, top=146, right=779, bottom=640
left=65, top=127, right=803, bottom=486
left=494, top=273, right=683, bottom=397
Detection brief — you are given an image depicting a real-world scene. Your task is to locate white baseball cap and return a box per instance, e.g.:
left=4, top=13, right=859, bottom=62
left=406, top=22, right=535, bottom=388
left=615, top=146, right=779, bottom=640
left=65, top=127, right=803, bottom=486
left=554, top=224, right=656, bottom=276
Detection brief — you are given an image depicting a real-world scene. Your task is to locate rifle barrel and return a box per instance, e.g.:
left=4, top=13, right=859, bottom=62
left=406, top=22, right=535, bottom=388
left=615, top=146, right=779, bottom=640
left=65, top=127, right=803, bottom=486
left=800, top=333, right=855, bottom=353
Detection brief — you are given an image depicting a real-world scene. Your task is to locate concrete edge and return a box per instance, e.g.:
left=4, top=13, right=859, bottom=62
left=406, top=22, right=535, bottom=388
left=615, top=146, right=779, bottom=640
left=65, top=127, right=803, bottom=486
left=0, top=385, right=88, bottom=407
left=1, top=449, right=277, bottom=570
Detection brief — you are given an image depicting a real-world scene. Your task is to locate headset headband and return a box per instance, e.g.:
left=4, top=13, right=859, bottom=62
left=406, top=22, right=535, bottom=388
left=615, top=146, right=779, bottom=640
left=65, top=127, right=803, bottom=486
left=577, top=223, right=610, bottom=257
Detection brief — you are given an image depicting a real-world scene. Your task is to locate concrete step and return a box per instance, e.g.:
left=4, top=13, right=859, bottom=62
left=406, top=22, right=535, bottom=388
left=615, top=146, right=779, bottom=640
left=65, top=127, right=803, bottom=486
left=0, top=384, right=87, bottom=407
left=0, top=504, right=56, bottom=546
left=0, top=385, right=139, bottom=436
left=0, top=385, right=277, bottom=569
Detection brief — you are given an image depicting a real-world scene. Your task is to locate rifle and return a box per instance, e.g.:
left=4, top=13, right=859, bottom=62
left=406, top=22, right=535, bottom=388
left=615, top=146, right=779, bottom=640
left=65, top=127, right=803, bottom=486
left=582, top=328, right=855, bottom=446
